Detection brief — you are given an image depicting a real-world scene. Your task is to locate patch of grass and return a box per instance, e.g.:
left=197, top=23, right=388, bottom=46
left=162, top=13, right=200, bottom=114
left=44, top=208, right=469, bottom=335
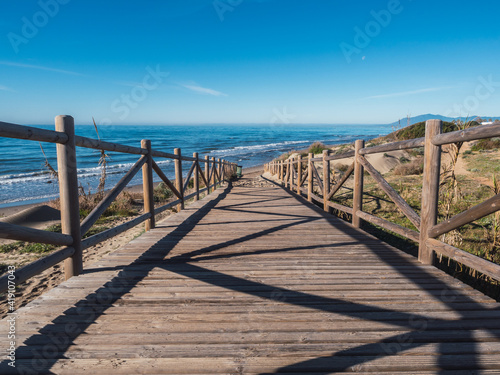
left=0, top=242, right=22, bottom=254
left=308, top=142, right=328, bottom=155
left=393, top=158, right=424, bottom=176
left=154, top=182, right=174, bottom=202
left=20, top=243, right=55, bottom=254
left=393, top=121, right=465, bottom=141
left=471, top=138, right=500, bottom=151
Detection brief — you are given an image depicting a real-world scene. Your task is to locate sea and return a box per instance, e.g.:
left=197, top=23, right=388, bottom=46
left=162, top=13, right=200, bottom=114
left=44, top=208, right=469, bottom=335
left=0, top=123, right=393, bottom=208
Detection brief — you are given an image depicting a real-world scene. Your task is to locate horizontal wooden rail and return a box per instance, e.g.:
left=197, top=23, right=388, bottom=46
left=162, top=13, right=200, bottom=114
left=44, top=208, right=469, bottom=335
left=75, top=135, right=146, bottom=155
left=81, top=213, right=152, bottom=250
left=326, top=150, right=355, bottom=161
left=0, top=121, right=68, bottom=144
left=0, top=247, right=75, bottom=294
left=327, top=201, right=353, bottom=215
left=0, top=221, right=73, bottom=246
left=356, top=211, right=420, bottom=242
left=428, top=193, right=500, bottom=238
left=427, top=238, right=500, bottom=281
left=359, top=137, right=425, bottom=155
left=0, top=117, right=237, bottom=291
left=266, top=118, right=500, bottom=282
left=80, top=156, right=147, bottom=236
left=433, top=123, right=500, bottom=146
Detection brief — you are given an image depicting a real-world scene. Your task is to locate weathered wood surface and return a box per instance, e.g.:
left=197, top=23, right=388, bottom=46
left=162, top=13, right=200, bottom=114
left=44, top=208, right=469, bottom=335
left=1, top=175, right=500, bottom=374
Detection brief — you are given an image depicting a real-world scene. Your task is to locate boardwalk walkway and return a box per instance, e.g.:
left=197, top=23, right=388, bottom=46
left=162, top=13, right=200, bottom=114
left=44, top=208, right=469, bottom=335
left=2, top=174, right=500, bottom=374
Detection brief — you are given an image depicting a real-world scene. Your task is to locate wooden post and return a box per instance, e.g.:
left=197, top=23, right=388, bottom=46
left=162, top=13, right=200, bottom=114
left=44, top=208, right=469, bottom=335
left=308, top=153, right=313, bottom=202
left=279, top=161, right=283, bottom=182
left=297, top=156, right=302, bottom=194
left=323, top=150, right=331, bottom=212
left=174, top=148, right=184, bottom=211
left=205, top=155, right=210, bottom=194
left=55, top=115, right=82, bottom=280
left=193, top=152, right=199, bottom=201
left=217, top=158, right=222, bottom=187
left=352, top=140, right=365, bottom=228
left=141, top=140, right=155, bottom=231
left=289, top=158, right=294, bottom=190
left=419, top=120, right=442, bottom=264
left=211, top=157, right=216, bottom=189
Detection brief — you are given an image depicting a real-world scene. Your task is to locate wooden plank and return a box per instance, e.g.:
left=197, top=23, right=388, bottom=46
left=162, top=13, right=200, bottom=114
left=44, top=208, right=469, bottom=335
left=0, top=121, right=68, bottom=143
left=419, top=119, right=442, bottom=264
left=81, top=213, right=151, bottom=249
left=356, top=211, right=420, bottom=242
left=311, top=162, right=323, bottom=192
left=360, top=137, right=425, bottom=155
left=80, top=156, right=146, bottom=236
left=352, top=140, right=364, bottom=228
left=325, top=150, right=355, bottom=161
left=152, top=160, right=183, bottom=199
left=426, top=238, right=500, bottom=281
left=327, top=201, right=353, bottom=214
left=0, top=221, right=73, bottom=246
left=428, top=192, right=500, bottom=238
left=433, top=123, right=500, bottom=145
left=75, top=135, right=145, bottom=155
left=0, top=247, right=74, bottom=294
left=358, top=154, right=421, bottom=229
left=326, top=162, right=354, bottom=200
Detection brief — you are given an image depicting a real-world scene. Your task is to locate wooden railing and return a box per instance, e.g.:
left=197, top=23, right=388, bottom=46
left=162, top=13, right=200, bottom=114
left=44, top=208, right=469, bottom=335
left=0, top=115, right=236, bottom=293
left=265, top=119, right=500, bottom=281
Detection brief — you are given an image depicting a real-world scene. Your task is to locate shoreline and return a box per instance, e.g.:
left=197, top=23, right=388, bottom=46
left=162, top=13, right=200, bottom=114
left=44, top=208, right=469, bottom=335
left=0, top=164, right=264, bottom=224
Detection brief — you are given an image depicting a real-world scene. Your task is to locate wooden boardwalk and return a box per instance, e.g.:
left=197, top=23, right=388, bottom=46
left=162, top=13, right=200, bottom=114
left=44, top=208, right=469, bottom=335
left=2, top=175, right=500, bottom=374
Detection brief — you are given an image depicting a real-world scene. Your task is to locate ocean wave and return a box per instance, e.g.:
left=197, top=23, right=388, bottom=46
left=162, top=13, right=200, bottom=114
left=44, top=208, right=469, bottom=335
left=208, top=140, right=309, bottom=156
left=0, top=159, right=173, bottom=186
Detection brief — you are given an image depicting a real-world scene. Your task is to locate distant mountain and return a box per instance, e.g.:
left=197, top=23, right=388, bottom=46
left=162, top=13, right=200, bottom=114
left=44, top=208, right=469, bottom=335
left=389, top=114, right=500, bottom=127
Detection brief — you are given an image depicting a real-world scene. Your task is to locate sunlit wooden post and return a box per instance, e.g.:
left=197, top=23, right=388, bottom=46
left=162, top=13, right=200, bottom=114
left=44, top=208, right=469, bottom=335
left=279, top=160, right=283, bottom=182
left=211, top=157, right=216, bottom=189
left=193, top=152, right=200, bottom=201
left=323, top=150, right=331, bottom=212
left=307, top=153, right=313, bottom=202
left=352, top=140, right=365, bottom=228
left=419, top=120, right=443, bottom=264
left=174, top=148, right=184, bottom=211
left=297, top=156, right=302, bottom=194
left=289, top=158, right=294, bottom=190
left=217, top=158, right=222, bottom=187
left=205, top=156, right=210, bottom=194
left=141, top=139, right=155, bottom=231
left=55, top=115, right=82, bottom=279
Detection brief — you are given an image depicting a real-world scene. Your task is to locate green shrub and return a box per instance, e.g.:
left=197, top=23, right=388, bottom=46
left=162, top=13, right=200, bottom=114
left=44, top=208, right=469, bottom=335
left=471, top=138, right=500, bottom=151
left=20, top=243, right=55, bottom=254
left=395, top=121, right=460, bottom=141
left=154, top=182, right=174, bottom=202
left=393, top=158, right=424, bottom=176
left=308, top=142, right=328, bottom=155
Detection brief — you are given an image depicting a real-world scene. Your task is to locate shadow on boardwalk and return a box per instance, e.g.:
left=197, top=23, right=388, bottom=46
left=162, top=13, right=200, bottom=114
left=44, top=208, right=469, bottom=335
left=2, top=178, right=500, bottom=374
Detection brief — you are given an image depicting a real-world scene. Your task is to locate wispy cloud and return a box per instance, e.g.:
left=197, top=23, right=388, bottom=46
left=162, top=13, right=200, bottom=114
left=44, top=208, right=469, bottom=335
left=181, top=83, right=227, bottom=97
left=0, top=84, right=15, bottom=92
left=0, top=61, right=83, bottom=76
left=363, top=86, right=456, bottom=100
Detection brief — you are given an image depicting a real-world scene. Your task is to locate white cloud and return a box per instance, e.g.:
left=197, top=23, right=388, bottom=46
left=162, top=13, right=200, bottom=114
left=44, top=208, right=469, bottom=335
left=0, top=61, right=83, bottom=76
left=0, top=84, right=15, bottom=92
left=363, top=86, right=456, bottom=100
left=181, top=83, right=227, bottom=97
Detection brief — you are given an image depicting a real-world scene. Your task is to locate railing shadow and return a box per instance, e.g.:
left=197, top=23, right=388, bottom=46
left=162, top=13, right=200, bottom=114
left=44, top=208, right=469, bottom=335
left=1, top=177, right=499, bottom=373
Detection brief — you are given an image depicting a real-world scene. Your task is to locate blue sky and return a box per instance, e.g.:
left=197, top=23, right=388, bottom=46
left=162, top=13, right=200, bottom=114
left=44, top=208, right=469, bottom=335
left=1, top=0, right=499, bottom=125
